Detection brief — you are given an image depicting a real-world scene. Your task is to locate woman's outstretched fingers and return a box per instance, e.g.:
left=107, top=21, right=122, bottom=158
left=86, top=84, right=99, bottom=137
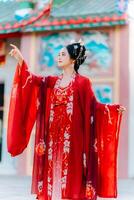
left=9, top=49, right=13, bottom=56
left=9, top=44, right=24, bottom=64
left=117, top=106, right=126, bottom=113
left=9, top=49, right=16, bottom=56
left=10, top=44, right=17, bottom=49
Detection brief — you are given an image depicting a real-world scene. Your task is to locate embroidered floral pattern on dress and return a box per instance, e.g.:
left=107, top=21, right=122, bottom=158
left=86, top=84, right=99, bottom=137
left=63, top=131, right=71, bottom=153
left=22, top=70, right=32, bottom=89
left=48, top=140, right=53, bottom=161
left=86, top=180, right=96, bottom=199
left=48, top=176, right=52, bottom=197
left=46, top=72, right=76, bottom=199
left=35, top=139, right=46, bottom=156
left=38, top=180, right=43, bottom=193
left=49, top=104, right=54, bottom=122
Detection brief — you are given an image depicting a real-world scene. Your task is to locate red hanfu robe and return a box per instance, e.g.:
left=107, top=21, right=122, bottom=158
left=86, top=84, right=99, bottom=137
left=7, top=60, right=123, bottom=200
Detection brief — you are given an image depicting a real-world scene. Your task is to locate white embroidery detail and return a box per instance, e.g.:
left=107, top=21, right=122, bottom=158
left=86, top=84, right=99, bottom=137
left=48, top=176, right=52, bottom=196
left=66, top=101, right=73, bottom=115
left=64, top=132, right=70, bottom=140
left=36, top=98, right=40, bottom=110
left=48, top=147, right=53, bottom=160
left=115, top=108, right=122, bottom=140
left=11, top=84, right=18, bottom=98
left=49, top=140, right=53, bottom=147
left=63, top=132, right=70, bottom=153
left=48, top=182, right=52, bottom=196
left=104, top=104, right=112, bottom=124
left=101, top=140, right=104, bottom=150
left=42, top=77, right=45, bottom=82
left=93, top=138, right=97, bottom=152
left=83, top=153, right=86, bottom=168
left=38, top=181, right=43, bottom=193
left=90, top=115, right=94, bottom=124
left=49, top=109, right=54, bottom=122
left=61, top=175, right=67, bottom=189
left=22, top=72, right=32, bottom=89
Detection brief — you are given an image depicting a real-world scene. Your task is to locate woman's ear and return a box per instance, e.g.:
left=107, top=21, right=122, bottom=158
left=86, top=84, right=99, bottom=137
left=72, top=59, right=75, bottom=64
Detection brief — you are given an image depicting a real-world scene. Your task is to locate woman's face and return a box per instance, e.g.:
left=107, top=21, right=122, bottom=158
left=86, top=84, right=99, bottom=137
left=57, top=47, right=73, bottom=69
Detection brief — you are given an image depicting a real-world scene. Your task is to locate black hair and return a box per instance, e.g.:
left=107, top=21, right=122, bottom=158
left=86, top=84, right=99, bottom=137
left=66, top=42, right=87, bottom=73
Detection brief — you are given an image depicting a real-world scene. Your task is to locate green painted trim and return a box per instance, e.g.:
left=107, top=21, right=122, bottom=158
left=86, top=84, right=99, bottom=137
left=22, top=20, right=127, bottom=32
left=0, top=19, right=127, bottom=34
left=18, top=2, right=35, bottom=10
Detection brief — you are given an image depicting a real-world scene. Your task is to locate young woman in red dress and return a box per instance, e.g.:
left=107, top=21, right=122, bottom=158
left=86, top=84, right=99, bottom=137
left=7, top=41, right=125, bottom=200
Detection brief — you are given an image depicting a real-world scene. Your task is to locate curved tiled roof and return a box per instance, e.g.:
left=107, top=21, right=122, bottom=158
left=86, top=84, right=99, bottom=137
left=0, top=0, right=51, bottom=34
left=0, top=0, right=128, bottom=34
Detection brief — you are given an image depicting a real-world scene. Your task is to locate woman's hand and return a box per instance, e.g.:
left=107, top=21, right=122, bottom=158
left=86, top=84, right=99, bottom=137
left=117, top=105, right=126, bottom=113
left=9, top=44, right=24, bottom=66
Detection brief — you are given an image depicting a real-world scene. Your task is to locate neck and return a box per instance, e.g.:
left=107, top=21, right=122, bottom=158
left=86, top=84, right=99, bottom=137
left=62, top=65, right=76, bottom=77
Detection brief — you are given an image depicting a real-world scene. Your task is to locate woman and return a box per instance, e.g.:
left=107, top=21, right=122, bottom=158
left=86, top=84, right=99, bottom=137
left=7, top=40, right=125, bottom=200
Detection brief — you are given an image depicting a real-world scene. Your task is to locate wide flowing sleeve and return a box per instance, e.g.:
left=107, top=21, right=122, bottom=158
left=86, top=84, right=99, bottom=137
left=7, top=60, right=45, bottom=157
left=89, top=79, right=124, bottom=198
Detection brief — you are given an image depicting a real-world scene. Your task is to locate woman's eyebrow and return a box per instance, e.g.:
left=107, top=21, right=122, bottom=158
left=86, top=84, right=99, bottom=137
left=58, top=51, right=65, bottom=55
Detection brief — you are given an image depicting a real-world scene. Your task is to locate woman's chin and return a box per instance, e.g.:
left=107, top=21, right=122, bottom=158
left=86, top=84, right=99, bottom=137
left=57, top=64, right=63, bottom=69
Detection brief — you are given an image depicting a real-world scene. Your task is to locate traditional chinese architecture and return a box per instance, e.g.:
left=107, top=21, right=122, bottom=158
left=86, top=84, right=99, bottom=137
left=0, top=0, right=130, bottom=180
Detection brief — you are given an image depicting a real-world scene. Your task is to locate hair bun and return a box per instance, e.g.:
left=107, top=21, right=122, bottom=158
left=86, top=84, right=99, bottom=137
left=66, top=41, right=87, bottom=73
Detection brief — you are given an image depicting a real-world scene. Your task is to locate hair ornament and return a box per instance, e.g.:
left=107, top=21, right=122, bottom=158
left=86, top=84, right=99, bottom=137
left=69, top=39, right=76, bottom=44
left=69, top=38, right=84, bottom=46
left=74, top=45, right=78, bottom=49
left=76, top=45, right=83, bottom=61
left=73, top=44, right=79, bottom=56
left=78, top=38, right=84, bottom=46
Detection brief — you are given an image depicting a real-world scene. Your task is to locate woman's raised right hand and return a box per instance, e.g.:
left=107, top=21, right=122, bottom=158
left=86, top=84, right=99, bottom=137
left=9, top=44, right=24, bottom=66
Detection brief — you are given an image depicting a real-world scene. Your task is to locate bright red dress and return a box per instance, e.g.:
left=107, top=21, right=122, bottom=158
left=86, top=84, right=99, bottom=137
left=7, top=61, right=124, bottom=200
left=38, top=72, right=76, bottom=200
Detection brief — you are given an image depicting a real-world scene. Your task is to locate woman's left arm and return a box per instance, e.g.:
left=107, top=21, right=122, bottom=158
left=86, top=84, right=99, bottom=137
left=89, top=79, right=126, bottom=198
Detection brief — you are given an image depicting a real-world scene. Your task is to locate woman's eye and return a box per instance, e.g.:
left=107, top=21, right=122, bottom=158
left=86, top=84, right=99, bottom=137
left=58, top=52, right=65, bottom=56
